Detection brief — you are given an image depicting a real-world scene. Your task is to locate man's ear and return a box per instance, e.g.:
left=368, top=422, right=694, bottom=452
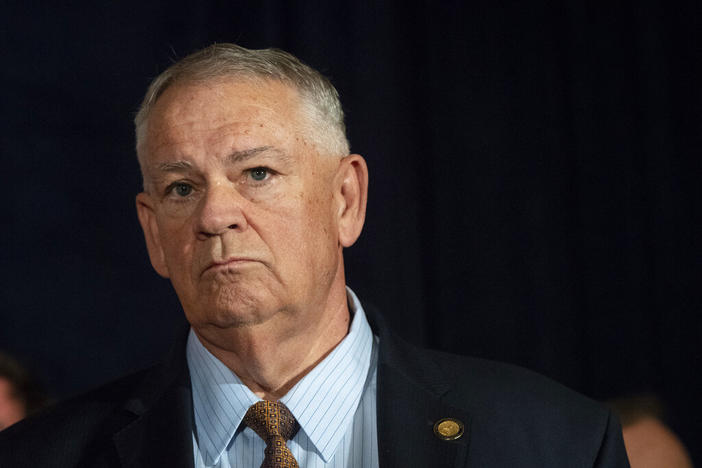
left=334, top=154, right=368, bottom=247
left=136, top=192, right=170, bottom=278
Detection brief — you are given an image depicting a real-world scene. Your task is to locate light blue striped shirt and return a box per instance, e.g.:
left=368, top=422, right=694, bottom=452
left=187, top=287, right=379, bottom=468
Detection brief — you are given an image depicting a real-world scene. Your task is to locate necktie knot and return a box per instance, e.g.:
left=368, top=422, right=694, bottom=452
left=244, top=400, right=299, bottom=442
left=244, top=400, right=300, bottom=468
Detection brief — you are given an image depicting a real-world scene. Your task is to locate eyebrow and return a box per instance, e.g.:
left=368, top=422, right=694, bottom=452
left=155, top=160, right=192, bottom=172
left=226, top=146, right=292, bottom=165
left=153, top=146, right=290, bottom=173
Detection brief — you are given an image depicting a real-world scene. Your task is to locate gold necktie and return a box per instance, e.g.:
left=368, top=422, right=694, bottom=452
left=243, top=400, right=300, bottom=468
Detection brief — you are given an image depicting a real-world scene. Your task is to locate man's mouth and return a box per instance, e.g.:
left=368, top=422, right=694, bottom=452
left=202, top=257, right=257, bottom=276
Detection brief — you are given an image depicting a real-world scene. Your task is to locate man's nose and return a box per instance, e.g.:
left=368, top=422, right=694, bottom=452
left=195, top=184, right=248, bottom=239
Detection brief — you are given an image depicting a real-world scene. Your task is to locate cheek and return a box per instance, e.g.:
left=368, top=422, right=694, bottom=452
left=259, top=191, right=333, bottom=255
left=300, top=188, right=334, bottom=230
left=158, top=217, right=195, bottom=265
left=298, top=191, right=338, bottom=253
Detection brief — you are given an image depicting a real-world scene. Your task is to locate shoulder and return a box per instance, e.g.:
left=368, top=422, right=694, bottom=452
left=371, top=307, right=610, bottom=433
left=425, top=347, right=598, bottom=407
left=379, top=333, right=627, bottom=466
left=424, top=346, right=606, bottom=423
left=0, top=366, right=154, bottom=466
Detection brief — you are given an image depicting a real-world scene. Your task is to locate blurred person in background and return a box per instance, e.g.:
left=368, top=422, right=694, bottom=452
left=0, top=352, right=48, bottom=431
left=608, top=394, right=693, bottom=468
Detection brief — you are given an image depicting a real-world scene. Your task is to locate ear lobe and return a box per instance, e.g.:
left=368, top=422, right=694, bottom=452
left=335, top=154, right=368, bottom=247
left=136, top=192, right=170, bottom=278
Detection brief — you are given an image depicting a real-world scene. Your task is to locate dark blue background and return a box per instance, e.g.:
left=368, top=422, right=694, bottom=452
left=1, top=0, right=700, bottom=460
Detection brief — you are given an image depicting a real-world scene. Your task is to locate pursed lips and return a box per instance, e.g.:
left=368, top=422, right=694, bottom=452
left=201, top=257, right=258, bottom=276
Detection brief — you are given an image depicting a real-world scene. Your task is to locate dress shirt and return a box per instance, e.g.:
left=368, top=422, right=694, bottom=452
left=187, top=287, right=379, bottom=468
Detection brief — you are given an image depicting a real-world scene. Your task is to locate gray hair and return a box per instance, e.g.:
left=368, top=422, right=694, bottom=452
left=134, top=43, right=350, bottom=166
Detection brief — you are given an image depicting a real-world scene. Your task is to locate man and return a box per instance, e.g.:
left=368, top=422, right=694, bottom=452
left=0, top=43, right=630, bottom=467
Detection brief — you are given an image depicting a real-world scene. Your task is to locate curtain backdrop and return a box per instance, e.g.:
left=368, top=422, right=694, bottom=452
left=1, top=0, right=699, bottom=460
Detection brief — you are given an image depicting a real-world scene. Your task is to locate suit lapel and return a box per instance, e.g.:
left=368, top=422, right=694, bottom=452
left=377, top=365, right=470, bottom=468
left=113, top=330, right=195, bottom=468
left=367, top=307, right=471, bottom=468
left=113, top=383, right=194, bottom=468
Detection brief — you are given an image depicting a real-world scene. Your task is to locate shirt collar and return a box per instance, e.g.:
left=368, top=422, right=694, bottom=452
left=187, top=286, right=374, bottom=465
left=186, top=326, right=259, bottom=465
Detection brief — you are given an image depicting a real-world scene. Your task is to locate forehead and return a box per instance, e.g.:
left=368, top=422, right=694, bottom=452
left=143, top=78, right=305, bottom=158
left=156, top=77, right=300, bottom=119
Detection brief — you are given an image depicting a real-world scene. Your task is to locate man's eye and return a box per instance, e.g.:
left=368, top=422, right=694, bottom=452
left=171, top=182, right=193, bottom=197
left=249, top=167, right=269, bottom=182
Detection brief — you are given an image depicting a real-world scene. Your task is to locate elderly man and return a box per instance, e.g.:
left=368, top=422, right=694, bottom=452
left=0, top=44, right=630, bottom=467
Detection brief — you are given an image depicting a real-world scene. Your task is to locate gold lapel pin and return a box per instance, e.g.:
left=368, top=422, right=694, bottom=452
left=433, top=418, right=465, bottom=441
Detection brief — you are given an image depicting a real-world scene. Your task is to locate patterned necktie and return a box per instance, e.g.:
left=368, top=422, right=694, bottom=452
left=243, top=400, right=300, bottom=468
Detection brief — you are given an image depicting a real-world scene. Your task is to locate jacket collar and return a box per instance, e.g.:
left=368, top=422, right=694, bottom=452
left=112, top=329, right=195, bottom=468
left=365, top=305, right=472, bottom=468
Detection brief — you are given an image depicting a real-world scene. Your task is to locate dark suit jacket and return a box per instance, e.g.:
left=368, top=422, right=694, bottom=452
left=0, top=309, right=629, bottom=467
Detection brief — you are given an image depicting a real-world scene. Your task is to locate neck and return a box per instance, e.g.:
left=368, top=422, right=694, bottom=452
left=192, top=278, right=351, bottom=400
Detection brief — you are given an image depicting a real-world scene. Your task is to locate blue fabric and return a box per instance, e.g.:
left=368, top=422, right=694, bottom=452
left=187, top=287, right=379, bottom=467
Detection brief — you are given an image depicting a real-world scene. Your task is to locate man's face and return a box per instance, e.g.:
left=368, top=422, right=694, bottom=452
left=136, top=79, right=348, bottom=331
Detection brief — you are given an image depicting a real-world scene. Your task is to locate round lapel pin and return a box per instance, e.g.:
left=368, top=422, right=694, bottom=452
left=433, top=418, right=465, bottom=441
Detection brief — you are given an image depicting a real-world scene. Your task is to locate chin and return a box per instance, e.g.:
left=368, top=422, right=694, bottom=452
left=189, top=285, right=280, bottom=329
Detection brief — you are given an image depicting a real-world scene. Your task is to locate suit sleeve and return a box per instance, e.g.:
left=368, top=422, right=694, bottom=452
left=593, top=410, right=630, bottom=468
